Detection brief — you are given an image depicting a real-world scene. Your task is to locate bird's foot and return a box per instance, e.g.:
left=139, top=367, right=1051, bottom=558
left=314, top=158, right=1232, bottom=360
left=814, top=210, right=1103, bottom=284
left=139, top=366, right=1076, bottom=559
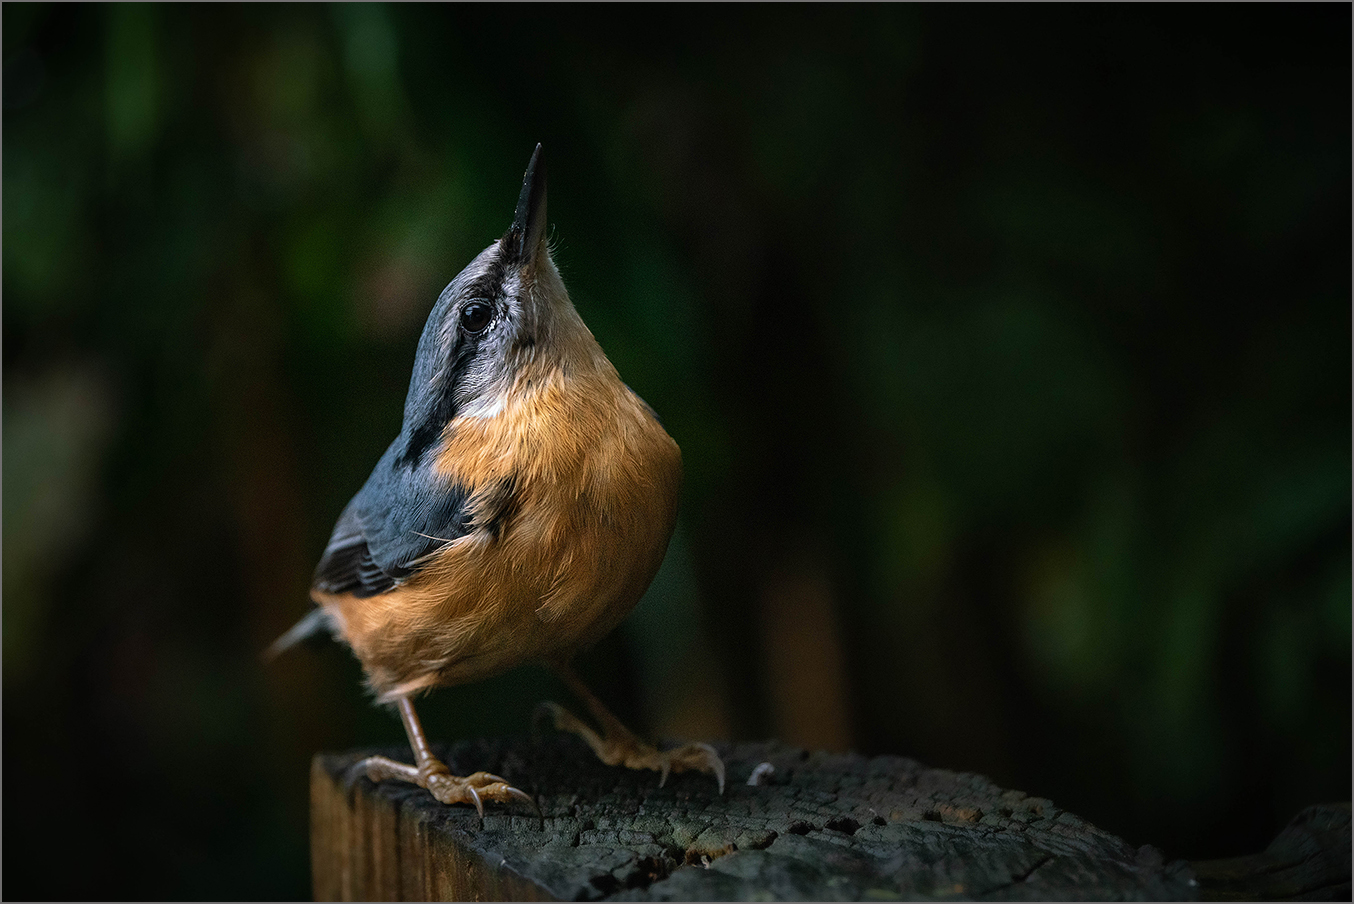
left=535, top=701, right=726, bottom=794
left=621, top=739, right=727, bottom=795
left=350, top=754, right=538, bottom=816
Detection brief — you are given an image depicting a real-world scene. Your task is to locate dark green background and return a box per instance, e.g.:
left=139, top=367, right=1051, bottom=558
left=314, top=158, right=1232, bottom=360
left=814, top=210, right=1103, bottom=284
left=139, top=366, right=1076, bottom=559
left=4, top=4, right=1349, bottom=900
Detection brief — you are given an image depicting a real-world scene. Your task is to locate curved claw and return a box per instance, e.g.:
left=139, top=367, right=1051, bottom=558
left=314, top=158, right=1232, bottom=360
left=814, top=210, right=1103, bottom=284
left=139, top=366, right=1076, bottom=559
left=694, top=743, right=726, bottom=795
left=656, top=742, right=725, bottom=794
left=344, top=759, right=369, bottom=786
left=504, top=786, right=543, bottom=819
left=457, top=771, right=539, bottom=818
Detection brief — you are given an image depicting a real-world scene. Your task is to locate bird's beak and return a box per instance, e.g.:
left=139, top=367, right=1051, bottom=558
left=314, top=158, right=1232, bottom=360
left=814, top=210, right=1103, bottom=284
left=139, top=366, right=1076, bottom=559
left=507, top=143, right=547, bottom=266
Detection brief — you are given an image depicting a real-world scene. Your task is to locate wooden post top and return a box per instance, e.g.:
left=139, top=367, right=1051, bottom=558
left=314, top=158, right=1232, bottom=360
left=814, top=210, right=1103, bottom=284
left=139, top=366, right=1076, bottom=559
left=310, top=735, right=1249, bottom=901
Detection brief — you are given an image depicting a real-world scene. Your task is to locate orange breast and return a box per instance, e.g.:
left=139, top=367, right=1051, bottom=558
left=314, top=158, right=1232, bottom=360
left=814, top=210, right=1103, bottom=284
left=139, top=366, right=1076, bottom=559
left=315, top=364, right=682, bottom=702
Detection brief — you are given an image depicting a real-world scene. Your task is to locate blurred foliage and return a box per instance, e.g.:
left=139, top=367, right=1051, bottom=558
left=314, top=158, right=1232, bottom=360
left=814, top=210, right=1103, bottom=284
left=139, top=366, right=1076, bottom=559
left=3, top=4, right=1349, bottom=900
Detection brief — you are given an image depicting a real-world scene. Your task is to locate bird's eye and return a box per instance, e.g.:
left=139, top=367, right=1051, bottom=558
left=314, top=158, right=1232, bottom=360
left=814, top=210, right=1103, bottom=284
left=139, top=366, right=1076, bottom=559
left=460, top=301, right=492, bottom=334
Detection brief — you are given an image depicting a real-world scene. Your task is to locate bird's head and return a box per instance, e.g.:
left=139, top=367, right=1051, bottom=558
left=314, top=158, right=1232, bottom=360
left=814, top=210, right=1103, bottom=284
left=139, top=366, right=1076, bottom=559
left=395, top=144, right=603, bottom=467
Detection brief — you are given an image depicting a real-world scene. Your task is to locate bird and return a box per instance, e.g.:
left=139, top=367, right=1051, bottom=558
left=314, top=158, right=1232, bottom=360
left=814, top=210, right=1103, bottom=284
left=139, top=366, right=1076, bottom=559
left=270, top=144, right=725, bottom=813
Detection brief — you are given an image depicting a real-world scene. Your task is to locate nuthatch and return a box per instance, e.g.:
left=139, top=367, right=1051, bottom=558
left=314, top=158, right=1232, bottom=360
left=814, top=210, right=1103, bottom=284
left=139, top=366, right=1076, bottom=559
left=271, top=145, right=724, bottom=811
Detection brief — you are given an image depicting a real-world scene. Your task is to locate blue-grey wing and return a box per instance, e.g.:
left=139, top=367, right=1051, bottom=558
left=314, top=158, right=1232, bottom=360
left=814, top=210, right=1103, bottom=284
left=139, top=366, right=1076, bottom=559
left=311, top=442, right=473, bottom=598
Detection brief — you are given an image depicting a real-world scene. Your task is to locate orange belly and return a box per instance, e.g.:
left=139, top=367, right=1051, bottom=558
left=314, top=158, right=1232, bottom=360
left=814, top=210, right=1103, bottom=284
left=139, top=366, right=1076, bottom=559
left=314, top=365, right=682, bottom=701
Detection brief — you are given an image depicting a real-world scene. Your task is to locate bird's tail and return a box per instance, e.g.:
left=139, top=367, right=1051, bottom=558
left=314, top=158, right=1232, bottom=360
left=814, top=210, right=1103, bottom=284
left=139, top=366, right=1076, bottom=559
left=263, top=607, right=335, bottom=662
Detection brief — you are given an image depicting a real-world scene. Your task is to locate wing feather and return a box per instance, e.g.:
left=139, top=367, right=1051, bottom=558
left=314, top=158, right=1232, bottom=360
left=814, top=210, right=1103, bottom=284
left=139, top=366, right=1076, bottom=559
left=311, top=441, right=475, bottom=598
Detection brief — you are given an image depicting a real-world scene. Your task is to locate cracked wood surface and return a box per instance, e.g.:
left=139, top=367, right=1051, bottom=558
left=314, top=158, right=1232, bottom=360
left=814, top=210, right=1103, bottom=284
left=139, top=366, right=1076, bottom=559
left=311, top=737, right=1201, bottom=900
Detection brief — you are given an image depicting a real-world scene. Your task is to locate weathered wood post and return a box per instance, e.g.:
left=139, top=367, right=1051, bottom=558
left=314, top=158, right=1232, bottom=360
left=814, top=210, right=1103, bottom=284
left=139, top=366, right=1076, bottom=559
left=310, top=736, right=1349, bottom=901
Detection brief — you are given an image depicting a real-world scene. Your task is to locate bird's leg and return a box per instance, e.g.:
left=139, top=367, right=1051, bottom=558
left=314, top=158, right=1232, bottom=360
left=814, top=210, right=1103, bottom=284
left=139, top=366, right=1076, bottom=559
left=538, top=661, right=725, bottom=793
left=349, top=696, right=536, bottom=815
